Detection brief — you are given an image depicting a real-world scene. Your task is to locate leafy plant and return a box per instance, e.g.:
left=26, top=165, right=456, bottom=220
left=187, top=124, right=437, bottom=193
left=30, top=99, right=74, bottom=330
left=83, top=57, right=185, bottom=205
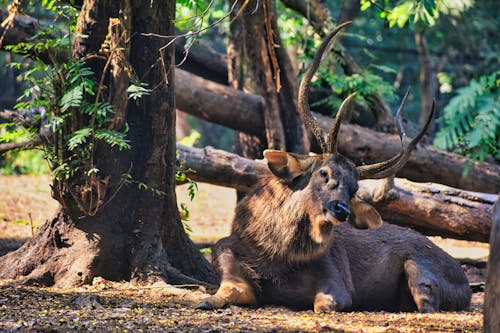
left=0, top=150, right=49, bottom=175
left=175, top=156, right=198, bottom=234
left=434, top=71, right=500, bottom=163
left=360, top=0, right=473, bottom=28
left=0, top=0, right=133, bottom=215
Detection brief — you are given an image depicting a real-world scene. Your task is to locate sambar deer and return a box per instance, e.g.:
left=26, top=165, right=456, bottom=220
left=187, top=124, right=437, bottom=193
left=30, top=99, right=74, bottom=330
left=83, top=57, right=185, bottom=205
left=198, top=22, right=471, bottom=313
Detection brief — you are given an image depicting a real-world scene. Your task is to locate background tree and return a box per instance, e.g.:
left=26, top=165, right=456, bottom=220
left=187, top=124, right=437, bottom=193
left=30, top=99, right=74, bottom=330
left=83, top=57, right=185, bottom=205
left=0, top=0, right=217, bottom=287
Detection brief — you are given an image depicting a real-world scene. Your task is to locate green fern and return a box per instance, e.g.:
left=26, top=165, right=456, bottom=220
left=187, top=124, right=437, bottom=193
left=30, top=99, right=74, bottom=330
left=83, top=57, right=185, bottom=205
left=67, top=127, right=92, bottom=151
left=434, top=71, right=500, bottom=162
left=94, top=130, right=131, bottom=150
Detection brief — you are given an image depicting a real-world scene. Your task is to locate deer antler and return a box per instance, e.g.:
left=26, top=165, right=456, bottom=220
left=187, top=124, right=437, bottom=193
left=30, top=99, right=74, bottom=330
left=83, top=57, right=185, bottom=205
left=357, top=88, right=435, bottom=179
left=327, top=92, right=356, bottom=153
left=298, top=21, right=352, bottom=154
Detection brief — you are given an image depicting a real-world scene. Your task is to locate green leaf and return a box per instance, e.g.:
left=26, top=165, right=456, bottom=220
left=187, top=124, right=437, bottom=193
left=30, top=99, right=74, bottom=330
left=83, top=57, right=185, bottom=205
left=94, top=130, right=131, bottom=150
left=67, top=127, right=92, bottom=151
left=59, top=85, right=83, bottom=112
left=127, top=83, right=151, bottom=100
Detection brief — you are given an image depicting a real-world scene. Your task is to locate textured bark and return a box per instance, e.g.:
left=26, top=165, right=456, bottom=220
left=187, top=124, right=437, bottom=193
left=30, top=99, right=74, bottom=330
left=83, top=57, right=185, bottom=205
left=177, top=145, right=268, bottom=192
left=174, top=71, right=500, bottom=194
left=0, top=208, right=131, bottom=288
left=176, top=144, right=496, bottom=242
left=174, top=69, right=262, bottom=143
left=415, top=29, right=436, bottom=132
left=228, top=0, right=308, bottom=154
left=484, top=198, right=500, bottom=332
left=0, top=0, right=218, bottom=287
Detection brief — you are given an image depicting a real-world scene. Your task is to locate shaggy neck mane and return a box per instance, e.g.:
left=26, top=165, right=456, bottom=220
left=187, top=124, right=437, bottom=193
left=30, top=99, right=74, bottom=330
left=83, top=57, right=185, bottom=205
left=235, top=175, right=333, bottom=265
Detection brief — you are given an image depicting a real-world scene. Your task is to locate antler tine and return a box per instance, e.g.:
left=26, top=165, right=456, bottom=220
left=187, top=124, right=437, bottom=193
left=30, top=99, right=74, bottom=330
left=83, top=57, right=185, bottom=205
left=327, top=92, right=357, bottom=153
left=357, top=91, right=435, bottom=179
left=298, top=21, right=352, bottom=154
left=395, top=87, right=411, bottom=142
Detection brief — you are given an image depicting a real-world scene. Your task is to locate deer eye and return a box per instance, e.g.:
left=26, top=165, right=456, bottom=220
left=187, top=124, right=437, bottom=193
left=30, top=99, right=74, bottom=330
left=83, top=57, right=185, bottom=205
left=319, top=169, right=329, bottom=182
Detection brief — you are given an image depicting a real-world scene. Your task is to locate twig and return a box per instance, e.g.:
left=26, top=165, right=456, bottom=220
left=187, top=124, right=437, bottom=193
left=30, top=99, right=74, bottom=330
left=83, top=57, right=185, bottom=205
left=263, top=0, right=281, bottom=92
left=143, top=0, right=240, bottom=49
left=28, top=212, right=34, bottom=237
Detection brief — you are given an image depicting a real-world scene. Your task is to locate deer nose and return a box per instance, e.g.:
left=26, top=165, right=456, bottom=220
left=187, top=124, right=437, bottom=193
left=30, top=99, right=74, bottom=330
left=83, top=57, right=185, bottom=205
left=328, top=200, right=350, bottom=222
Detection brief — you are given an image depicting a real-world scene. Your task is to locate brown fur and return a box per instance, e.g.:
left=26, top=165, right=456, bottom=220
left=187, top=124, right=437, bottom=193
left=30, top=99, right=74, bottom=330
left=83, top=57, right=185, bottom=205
left=197, top=152, right=471, bottom=313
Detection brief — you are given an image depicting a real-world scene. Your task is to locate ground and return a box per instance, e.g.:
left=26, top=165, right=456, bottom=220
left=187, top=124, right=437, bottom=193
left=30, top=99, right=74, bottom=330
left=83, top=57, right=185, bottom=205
left=0, top=175, right=489, bottom=332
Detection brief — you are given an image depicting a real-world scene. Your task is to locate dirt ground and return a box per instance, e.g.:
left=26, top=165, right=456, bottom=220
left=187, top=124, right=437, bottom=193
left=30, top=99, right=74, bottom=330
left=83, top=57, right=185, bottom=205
left=0, top=175, right=490, bottom=332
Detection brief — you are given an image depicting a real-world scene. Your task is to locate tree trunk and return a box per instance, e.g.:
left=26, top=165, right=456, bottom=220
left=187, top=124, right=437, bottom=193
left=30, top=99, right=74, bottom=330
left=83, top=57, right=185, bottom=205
left=176, top=144, right=496, bottom=243
left=0, top=0, right=217, bottom=288
left=228, top=0, right=308, bottom=155
left=415, top=29, right=436, bottom=134
left=484, top=198, right=500, bottom=332
left=175, top=69, right=500, bottom=194
left=124, top=0, right=216, bottom=285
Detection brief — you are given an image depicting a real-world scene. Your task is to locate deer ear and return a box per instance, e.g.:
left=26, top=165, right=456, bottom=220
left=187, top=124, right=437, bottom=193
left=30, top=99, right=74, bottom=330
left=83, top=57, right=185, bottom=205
left=348, top=199, right=383, bottom=229
left=264, top=150, right=316, bottom=182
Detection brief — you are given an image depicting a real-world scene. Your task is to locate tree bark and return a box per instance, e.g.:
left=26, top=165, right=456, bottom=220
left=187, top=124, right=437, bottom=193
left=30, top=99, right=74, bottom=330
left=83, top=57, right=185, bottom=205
left=175, top=69, right=500, bottom=194
left=228, top=0, right=309, bottom=154
left=0, top=0, right=218, bottom=288
left=415, top=29, right=436, bottom=133
left=484, top=198, right=500, bottom=332
left=176, top=144, right=496, bottom=243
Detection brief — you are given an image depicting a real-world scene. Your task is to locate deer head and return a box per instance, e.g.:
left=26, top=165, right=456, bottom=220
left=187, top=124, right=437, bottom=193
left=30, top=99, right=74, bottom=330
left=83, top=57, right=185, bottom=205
left=264, top=21, right=434, bottom=230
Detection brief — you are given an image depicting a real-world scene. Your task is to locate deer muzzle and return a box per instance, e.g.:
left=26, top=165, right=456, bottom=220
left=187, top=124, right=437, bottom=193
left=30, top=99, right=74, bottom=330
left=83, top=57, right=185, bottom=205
left=327, top=200, right=350, bottom=222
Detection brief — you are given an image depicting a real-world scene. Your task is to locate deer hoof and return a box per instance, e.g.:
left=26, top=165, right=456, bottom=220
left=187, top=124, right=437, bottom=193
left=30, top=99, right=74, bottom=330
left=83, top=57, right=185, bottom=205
left=195, top=296, right=226, bottom=310
left=314, top=303, right=335, bottom=313
left=195, top=300, right=216, bottom=310
left=314, top=293, right=338, bottom=313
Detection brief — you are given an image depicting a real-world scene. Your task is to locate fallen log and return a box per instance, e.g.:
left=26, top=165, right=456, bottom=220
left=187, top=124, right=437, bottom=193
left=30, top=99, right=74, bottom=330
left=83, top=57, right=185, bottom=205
left=175, top=69, right=500, bottom=194
left=176, top=144, right=495, bottom=242
left=177, top=145, right=267, bottom=192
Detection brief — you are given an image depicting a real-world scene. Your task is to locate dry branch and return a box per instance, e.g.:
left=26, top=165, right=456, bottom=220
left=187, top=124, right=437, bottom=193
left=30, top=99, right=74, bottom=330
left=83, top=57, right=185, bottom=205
left=176, top=144, right=495, bottom=243
left=0, top=137, right=40, bottom=154
left=175, top=69, right=500, bottom=194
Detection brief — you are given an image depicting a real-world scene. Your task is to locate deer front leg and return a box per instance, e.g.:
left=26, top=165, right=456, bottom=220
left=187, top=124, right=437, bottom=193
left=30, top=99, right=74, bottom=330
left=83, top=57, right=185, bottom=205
left=313, top=281, right=352, bottom=313
left=197, top=242, right=257, bottom=310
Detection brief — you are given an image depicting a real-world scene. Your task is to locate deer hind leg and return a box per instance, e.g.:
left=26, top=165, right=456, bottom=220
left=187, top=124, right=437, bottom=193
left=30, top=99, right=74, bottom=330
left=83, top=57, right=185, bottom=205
left=404, top=259, right=440, bottom=313
left=197, top=245, right=257, bottom=310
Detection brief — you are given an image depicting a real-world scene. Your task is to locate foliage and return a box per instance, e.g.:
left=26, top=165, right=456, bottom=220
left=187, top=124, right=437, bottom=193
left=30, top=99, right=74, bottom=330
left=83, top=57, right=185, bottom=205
left=360, top=0, right=473, bottom=27
left=6, top=60, right=131, bottom=180
left=434, top=71, right=499, bottom=162
left=175, top=128, right=204, bottom=233
left=0, top=0, right=135, bottom=216
left=0, top=149, right=49, bottom=175
left=178, top=129, right=201, bottom=147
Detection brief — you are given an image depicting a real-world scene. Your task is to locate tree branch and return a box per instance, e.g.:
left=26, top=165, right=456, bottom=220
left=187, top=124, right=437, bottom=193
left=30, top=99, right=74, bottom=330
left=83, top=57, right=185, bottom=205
left=0, top=137, right=41, bottom=154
